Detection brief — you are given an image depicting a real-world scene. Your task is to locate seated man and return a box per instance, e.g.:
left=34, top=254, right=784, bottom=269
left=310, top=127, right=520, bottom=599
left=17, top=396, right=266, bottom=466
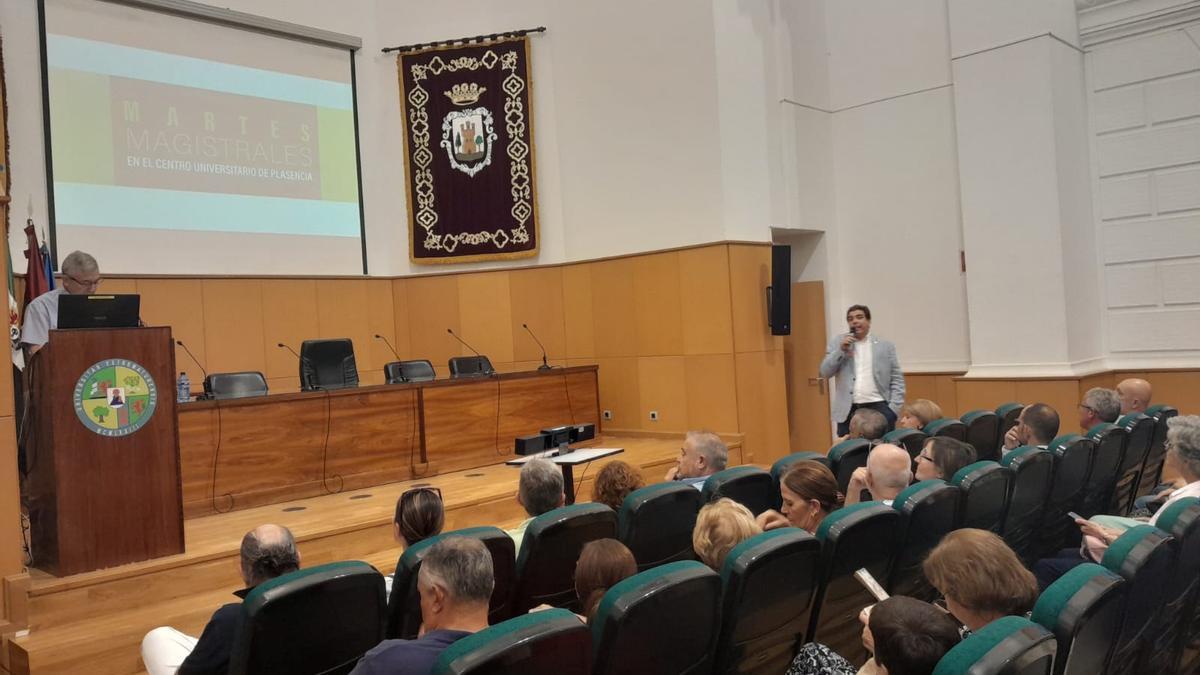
left=1117, top=377, right=1153, bottom=415
left=351, top=537, right=493, bottom=675
left=1078, top=387, right=1120, bottom=431
left=142, top=524, right=300, bottom=675
left=664, top=430, right=728, bottom=490
left=840, top=407, right=888, bottom=443
left=845, top=443, right=912, bottom=507
left=999, top=402, right=1059, bottom=457
left=507, top=457, right=565, bottom=553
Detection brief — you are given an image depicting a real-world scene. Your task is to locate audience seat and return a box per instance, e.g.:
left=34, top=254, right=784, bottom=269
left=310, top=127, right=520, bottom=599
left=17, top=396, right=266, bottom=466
left=1138, top=405, right=1178, bottom=500
left=1035, top=435, right=1095, bottom=559
left=769, top=452, right=829, bottom=510
left=1079, top=424, right=1127, bottom=519
left=701, top=467, right=775, bottom=516
left=888, top=480, right=960, bottom=601
left=951, top=461, right=1012, bottom=534
left=1147, top=497, right=1200, bottom=674
left=385, top=526, right=516, bottom=639
left=384, top=359, right=436, bottom=384
left=1112, top=413, right=1156, bottom=515
left=933, top=616, right=1056, bottom=675
left=961, top=409, right=1002, bottom=462
left=712, top=529, right=821, bottom=675
left=1030, top=563, right=1124, bottom=675
left=825, top=439, right=871, bottom=494
left=617, top=482, right=702, bottom=571
left=808, top=502, right=900, bottom=665
left=924, top=417, right=967, bottom=442
left=513, top=503, right=617, bottom=614
left=1100, top=525, right=1177, bottom=675
left=227, top=561, right=385, bottom=675
left=995, top=402, right=1025, bottom=448
left=1000, top=446, right=1054, bottom=565
left=882, top=428, right=926, bottom=462
left=431, top=608, right=590, bottom=675
left=591, top=561, right=722, bottom=675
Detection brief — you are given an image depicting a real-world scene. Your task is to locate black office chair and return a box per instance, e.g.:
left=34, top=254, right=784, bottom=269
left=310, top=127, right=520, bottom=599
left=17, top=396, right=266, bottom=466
left=204, top=371, right=268, bottom=400
left=299, top=338, right=359, bottom=391
left=227, top=561, right=385, bottom=675
left=448, top=355, right=494, bottom=378
left=617, top=482, right=703, bottom=571
left=951, top=461, right=1012, bottom=534
left=961, top=409, right=1002, bottom=462
left=384, top=359, right=436, bottom=384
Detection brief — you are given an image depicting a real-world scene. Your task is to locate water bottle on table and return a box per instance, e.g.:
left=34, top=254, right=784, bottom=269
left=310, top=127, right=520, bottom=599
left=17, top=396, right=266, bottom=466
left=177, top=372, right=191, bottom=403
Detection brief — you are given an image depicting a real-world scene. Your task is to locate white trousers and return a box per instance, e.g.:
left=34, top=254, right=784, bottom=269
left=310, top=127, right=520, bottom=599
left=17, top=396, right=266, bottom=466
left=141, top=626, right=198, bottom=675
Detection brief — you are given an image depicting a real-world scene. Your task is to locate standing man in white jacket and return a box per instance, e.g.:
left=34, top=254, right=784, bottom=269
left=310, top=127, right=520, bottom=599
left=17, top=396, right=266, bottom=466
left=819, top=305, right=906, bottom=438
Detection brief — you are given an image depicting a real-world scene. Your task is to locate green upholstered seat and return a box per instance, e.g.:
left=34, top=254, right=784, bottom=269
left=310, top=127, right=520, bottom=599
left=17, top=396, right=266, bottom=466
left=889, top=480, right=960, bottom=601
left=591, top=560, right=721, bottom=675
left=1147, top=497, right=1200, bottom=673
left=228, top=560, right=386, bottom=675
left=1080, top=423, right=1127, bottom=518
left=431, top=608, right=590, bottom=675
left=712, top=529, right=820, bottom=675
left=808, top=502, right=900, bottom=665
left=513, top=503, right=617, bottom=614
left=1100, top=525, right=1177, bottom=675
left=951, top=461, right=1012, bottom=533
left=1035, top=435, right=1095, bottom=558
left=882, top=427, right=927, bottom=461
left=385, top=526, right=515, bottom=639
left=617, top=482, right=702, bottom=571
left=995, top=403, right=1025, bottom=446
left=1031, top=563, right=1124, bottom=675
left=701, top=466, right=775, bottom=516
left=933, top=615, right=1055, bottom=675
left=826, top=439, right=872, bottom=494
left=770, top=452, right=831, bottom=511
left=999, top=446, right=1053, bottom=564
left=925, top=417, right=967, bottom=442
left=1112, top=413, right=1156, bottom=515
left=961, top=409, right=1002, bottom=462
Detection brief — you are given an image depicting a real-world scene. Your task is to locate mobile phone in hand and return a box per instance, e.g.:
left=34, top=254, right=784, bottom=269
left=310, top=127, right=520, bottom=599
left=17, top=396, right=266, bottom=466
left=854, top=568, right=889, bottom=602
left=1068, top=511, right=1084, bottom=522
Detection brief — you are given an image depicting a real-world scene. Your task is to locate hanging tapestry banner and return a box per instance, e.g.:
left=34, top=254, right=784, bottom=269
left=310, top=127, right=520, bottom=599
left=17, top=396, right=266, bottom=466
left=397, top=36, right=538, bottom=264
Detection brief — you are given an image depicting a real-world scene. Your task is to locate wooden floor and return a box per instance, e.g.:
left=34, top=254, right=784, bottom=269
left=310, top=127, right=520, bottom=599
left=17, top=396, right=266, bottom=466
left=1, top=432, right=741, bottom=675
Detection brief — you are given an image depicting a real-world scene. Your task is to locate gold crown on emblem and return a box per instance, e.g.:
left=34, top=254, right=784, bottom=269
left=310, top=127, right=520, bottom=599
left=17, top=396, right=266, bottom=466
left=445, top=83, right=486, bottom=106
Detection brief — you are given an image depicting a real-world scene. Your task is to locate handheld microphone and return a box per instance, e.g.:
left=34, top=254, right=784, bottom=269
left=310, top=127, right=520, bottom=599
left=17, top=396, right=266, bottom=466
left=175, top=339, right=210, bottom=399
left=374, top=334, right=401, bottom=360
left=446, top=328, right=495, bottom=375
left=277, top=343, right=318, bottom=390
left=522, top=323, right=553, bottom=371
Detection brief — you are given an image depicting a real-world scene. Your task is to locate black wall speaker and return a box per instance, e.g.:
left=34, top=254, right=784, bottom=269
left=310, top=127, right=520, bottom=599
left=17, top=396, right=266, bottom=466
left=768, top=244, right=791, bottom=335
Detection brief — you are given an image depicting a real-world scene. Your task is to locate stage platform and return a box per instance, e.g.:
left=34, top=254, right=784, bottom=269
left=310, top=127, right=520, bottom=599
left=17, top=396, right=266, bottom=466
left=1, top=431, right=742, bottom=675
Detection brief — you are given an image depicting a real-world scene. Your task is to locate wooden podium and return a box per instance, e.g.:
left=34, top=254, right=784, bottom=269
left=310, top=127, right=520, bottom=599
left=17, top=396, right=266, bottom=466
left=26, top=326, right=184, bottom=576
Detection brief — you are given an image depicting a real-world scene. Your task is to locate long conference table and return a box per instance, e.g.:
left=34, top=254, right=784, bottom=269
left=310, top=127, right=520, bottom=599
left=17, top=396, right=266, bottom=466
left=177, top=366, right=600, bottom=517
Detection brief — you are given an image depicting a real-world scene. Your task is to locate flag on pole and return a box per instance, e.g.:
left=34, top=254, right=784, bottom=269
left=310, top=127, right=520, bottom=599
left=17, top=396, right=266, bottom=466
left=22, top=219, right=48, bottom=308
left=5, top=229, right=22, bottom=371
left=40, top=234, right=53, bottom=292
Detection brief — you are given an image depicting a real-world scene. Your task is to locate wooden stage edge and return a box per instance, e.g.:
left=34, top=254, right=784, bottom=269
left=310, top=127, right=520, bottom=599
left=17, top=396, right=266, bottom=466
left=3, top=431, right=743, bottom=675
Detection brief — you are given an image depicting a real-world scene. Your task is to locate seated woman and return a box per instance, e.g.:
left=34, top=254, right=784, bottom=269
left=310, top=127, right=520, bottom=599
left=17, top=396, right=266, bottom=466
left=591, top=460, right=645, bottom=512
left=575, top=538, right=638, bottom=622
left=897, top=399, right=943, bottom=431
left=756, top=461, right=842, bottom=534
left=789, top=596, right=962, bottom=675
left=923, top=529, right=1039, bottom=635
left=692, top=498, right=762, bottom=571
left=913, top=437, right=977, bottom=482
left=386, top=486, right=445, bottom=595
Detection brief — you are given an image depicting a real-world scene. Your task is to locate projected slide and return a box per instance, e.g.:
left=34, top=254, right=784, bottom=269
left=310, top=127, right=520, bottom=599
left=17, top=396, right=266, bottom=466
left=43, top=0, right=364, bottom=274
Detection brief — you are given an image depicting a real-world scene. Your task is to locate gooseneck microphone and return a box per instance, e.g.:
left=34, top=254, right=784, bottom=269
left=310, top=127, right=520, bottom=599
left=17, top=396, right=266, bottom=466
left=277, top=342, right=302, bottom=360
left=447, top=328, right=495, bottom=375
left=175, top=339, right=210, bottom=399
left=374, top=334, right=401, bottom=360
left=278, top=343, right=318, bottom=390
left=522, top=323, right=553, bottom=371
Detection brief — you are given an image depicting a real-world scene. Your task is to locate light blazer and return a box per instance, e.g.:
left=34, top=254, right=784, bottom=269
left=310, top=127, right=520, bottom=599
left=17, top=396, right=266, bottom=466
left=818, top=333, right=906, bottom=423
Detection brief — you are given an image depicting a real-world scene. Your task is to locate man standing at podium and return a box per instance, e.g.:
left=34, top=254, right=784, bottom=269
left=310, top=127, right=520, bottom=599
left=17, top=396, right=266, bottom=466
left=20, top=250, right=101, bottom=355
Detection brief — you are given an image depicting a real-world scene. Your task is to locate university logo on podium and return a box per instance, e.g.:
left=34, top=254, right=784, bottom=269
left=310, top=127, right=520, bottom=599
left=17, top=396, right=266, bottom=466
left=73, top=359, right=158, bottom=437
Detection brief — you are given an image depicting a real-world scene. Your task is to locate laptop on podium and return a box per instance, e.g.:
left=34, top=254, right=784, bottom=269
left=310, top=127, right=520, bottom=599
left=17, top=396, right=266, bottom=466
left=57, top=294, right=141, bottom=329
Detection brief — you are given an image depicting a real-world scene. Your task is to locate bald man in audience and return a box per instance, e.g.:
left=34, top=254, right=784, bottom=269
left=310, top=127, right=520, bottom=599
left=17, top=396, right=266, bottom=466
left=845, top=444, right=912, bottom=507
left=1000, top=403, right=1060, bottom=457
left=1078, top=387, right=1121, bottom=431
left=142, top=524, right=300, bottom=675
left=1117, top=378, right=1153, bottom=415
left=665, top=430, right=728, bottom=490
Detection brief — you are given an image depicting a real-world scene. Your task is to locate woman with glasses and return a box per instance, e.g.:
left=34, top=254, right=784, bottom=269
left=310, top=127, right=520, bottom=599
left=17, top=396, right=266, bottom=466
left=20, top=250, right=102, bottom=355
left=923, top=529, right=1039, bottom=636
left=913, top=437, right=976, bottom=482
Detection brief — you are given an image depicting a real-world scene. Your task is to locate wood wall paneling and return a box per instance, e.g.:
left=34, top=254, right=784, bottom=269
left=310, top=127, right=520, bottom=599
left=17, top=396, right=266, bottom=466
left=954, top=380, right=1018, bottom=416
left=636, top=356, right=688, bottom=432
left=260, top=279, right=319, bottom=382
left=200, top=279, right=267, bottom=377
left=561, top=264, right=596, bottom=360
left=406, top=274, right=462, bottom=371
left=365, top=279, right=399, bottom=383
left=735, top=349, right=790, bottom=465
left=0, top=417, right=21, bottom=587
left=684, top=353, right=739, bottom=432
left=1122, top=371, right=1200, bottom=416
left=594, top=357, right=640, bottom=428
left=457, top=272, right=515, bottom=364
left=508, top=266, right=566, bottom=362
left=727, top=244, right=781, bottom=354
left=632, top=252, right=684, bottom=357
left=590, top=258, right=638, bottom=358
left=137, top=279, right=207, bottom=374
left=389, top=279, right=414, bottom=361
left=1015, top=380, right=1080, bottom=433
left=678, top=245, right=735, bottom=355
left=314, top=280, right=377, bottom=384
